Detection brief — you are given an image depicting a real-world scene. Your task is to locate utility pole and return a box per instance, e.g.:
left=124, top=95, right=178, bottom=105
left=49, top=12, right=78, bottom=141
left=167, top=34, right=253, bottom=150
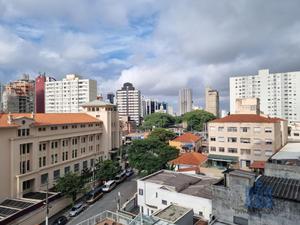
left=45, top=179, right=49, bottom=225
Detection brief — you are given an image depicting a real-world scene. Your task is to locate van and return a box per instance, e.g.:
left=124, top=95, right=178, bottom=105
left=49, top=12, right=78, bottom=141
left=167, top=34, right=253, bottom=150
left=115, top=170, right=127, bottom=184
left=102, top=180, right=116, bottom=192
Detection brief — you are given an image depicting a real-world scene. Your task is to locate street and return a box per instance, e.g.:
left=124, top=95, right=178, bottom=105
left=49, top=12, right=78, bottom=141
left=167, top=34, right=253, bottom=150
left=53, top=176, right=137, bottom=225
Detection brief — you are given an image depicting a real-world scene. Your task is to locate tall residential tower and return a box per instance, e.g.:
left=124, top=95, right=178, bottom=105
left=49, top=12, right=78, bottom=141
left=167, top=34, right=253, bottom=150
left=230, top=69, right=300, bottom=122
left=116, top=82, right=141, bottom=125
left=205, top=87, right=220, bottom=117
left=179, top=88, right=192, bottom=115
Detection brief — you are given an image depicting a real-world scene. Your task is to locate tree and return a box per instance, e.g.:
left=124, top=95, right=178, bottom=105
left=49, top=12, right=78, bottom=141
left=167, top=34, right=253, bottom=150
left=55, top=172, right=85, bottom=204
left=128, top=138, right=179, bottom=175
left=148, top=128, right=177, bottom=142
left=182, top=110, right=216, bottom=131
left=95, top=160, right=120, bottom=181
left=141, top=113, right=175, bottom=130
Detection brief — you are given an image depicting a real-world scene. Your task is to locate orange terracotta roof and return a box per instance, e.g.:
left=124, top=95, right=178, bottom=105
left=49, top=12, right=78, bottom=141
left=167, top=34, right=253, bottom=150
left=0, top=113, right=101, bottom=127
left=210, top=114, right=284, bottom=123
left=250, top=161, right=266, bottom=169
left=172, top=132, right=201, bottom=143
left=170, top=152, right=208, bottom=166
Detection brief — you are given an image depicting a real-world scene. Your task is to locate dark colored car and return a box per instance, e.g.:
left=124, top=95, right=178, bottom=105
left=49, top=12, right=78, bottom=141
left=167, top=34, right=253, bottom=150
left=52, top=215, right=68, bottom=225
left=125, top=168, right=134, bottom=177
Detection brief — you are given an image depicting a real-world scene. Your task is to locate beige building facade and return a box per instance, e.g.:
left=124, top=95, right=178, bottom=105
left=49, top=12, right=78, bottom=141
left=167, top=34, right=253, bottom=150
left=208, top=114, right=287, bottom=168
left=235, top=98, right=260, bottom=115
left=0, top=100, right=120, bottom=202
left=205, top=87, right=219, bottom=117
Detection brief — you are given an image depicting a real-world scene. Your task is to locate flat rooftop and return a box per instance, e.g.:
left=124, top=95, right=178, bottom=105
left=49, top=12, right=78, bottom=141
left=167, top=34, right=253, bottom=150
left=154, top=205, right=192, bottom=223
left=141, top=170, right=219, bottom=199
left=269, top=142, right=300, bottom=166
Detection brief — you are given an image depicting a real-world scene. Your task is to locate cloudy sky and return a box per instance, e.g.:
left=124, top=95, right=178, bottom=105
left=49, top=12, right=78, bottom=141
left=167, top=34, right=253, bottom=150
left=1, top=0, right=300, bottom=112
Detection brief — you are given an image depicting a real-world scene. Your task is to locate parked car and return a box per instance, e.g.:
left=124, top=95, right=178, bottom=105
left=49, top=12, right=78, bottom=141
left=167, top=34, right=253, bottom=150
left=86, top=186, right=104, bottom=204
left=102, top=180, right=116, bottom=192
left=115, top=170, right=127, bottom=184
left=69, top=202, right=86, bottom=217
left=52, top=216, right=68, bottom=225
left=125, top=168, right=134, bottom=177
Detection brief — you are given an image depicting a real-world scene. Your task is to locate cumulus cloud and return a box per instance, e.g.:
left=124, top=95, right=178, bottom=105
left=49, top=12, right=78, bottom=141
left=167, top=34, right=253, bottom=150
left=0, top=0, right=300, bottom=111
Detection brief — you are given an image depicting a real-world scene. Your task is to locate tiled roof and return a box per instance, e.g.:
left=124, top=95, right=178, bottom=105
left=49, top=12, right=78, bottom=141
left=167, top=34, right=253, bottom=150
left=170, top=152, right=207, bottom=166
left=171, top=132, right=201, bottom=143
left=210, top=114, right=284, bottom=123
left=0, top=113, right=101, bottom=127
left=250, top=160, right=266, bottom=169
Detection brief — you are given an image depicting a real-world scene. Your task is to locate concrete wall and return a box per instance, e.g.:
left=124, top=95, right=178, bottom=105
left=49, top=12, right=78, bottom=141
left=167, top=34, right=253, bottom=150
left=265, top=163, right=300, bottom=180
left=212, top=173, right=300, bottom=225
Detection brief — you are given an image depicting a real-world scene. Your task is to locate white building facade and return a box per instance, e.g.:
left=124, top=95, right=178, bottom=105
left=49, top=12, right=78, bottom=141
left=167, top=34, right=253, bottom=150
left=179, top=88, right=192, bottom=115
left=137, top=170, right=216, bottom=221
left=230, top=69, right=300, bottom=122
left=45, top=74, right=97, bottom=113
left=116, top=83, right=141, bottom=125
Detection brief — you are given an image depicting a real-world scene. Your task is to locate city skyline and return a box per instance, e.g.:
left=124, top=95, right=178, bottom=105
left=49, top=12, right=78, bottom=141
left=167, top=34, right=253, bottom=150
left=1, top=1, right=300, bottom=111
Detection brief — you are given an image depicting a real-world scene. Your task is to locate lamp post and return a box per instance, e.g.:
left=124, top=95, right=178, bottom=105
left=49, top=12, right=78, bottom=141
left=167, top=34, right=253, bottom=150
left=45, top=179, right=49, bottom=225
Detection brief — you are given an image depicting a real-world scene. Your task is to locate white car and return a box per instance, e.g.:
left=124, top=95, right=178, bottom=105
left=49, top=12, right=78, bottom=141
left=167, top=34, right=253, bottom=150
left=69, top=202, right=86, bottom=217
left=102, top=180, right=116, bottom=192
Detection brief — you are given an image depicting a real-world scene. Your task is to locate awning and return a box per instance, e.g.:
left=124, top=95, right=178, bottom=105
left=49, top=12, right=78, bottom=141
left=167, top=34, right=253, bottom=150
left=208, top=154, right=239, bottom=163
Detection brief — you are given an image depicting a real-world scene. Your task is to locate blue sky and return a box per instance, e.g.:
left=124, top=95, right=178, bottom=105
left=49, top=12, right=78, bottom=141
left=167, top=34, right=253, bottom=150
left=1, top=0, right=300, bottom=112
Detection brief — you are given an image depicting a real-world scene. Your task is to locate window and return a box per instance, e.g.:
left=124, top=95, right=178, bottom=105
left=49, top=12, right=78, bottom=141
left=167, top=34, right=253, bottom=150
left=53, top=170, right=60, bottom=180
left=72, top=149, right=78, bottom=158
left=72, top=125, right=78, bottom=129
left=64, top=166, right=70, bottom=174
left=218, top=127, right=224, bottom=131
left=240, top=138, right=251, bottom=144
left=38, top=127, right=46, bottom=132
left=228, top=137, right=237, bottom=143
left=228, top=148, right=238, bottom=153
left=74, top=163, right=80, bottom=172
left=210, top=137, right=216, bottom=141
left=241, top=149, right=251, bottom=155
left=253, top=138, right=261, bottom=144
left=162, top=200, right=167, bottom=205
left=294, top=133, right=300, bottom=137
left=72, top=138, right=78, bottom=145
left=41, top=173, right=48, bottom=185
left=218, top=137, right=225, bottom=142
left=210, top=146, right=216, bottom=151
left=254, top=127, right=261, bottom=133
left=227, top=127, right=237, bottom=132
left=254, top=149, right=261, bottom=156
left=23, top=180, right=31, bottom=191
left=240, top=127, right=249, bottom=132
left=156, top=192, right=158, bottom=198
left=81, top=137, right=86, bottom=143
left=50, top=126, right=58, bottom=130
left=233, top=216, right=248, bottom=225
left=265, top=150, right=273, bottom=156
left=83, top=161, right=88, bottom=169
left=138, top=189, right=143, bottom=195
left=219, top=147, right=225, bottom=152
left=18, top=128, right=30, bottom=137
left=264, top=127, right=272, bottom=133
left=265, top=139, right=272, bottom=145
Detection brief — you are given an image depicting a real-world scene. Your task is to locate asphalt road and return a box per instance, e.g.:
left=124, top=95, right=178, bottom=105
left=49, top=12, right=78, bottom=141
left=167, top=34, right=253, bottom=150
left=64, top=176, right=137, bottom=225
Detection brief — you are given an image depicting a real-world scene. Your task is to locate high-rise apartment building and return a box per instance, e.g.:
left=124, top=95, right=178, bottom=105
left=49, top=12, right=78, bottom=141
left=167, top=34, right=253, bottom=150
left=179, top=88, right=192, bottom=115
left=107, top=92, right=115, bottom=104
left=230, top=69, right=300, bottom=122
left=2, top=74, right=35, bottom=113
left=116, top=82, right=141, bottom=125
left=35, top=74, right=56, bottom=113
left=205, top=87, right=220, bottom=117
left=45, top=74, right=97, bottom=113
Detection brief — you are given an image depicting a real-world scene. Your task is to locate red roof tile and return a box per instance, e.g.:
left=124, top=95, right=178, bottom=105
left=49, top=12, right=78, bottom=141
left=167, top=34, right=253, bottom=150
left=250, top=161, right=266, bottom=169
left=172, top=132, right=201, bottom=143
left=170, top=152, right=207, bottom=166
left=210, top=114, right=284, bottom=123
left=0, top=113, right=101, bottom=127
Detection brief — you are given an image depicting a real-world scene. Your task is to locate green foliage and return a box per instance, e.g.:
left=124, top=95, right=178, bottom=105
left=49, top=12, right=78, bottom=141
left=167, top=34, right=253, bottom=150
left=128, top=138, right=179, bottom=175
left=95, top=160, right=120, bottom=181
left=182, top=110, right=216, bottom=131
left=55, top=172, right=85, bottom=203
left=174, top=116, right=183, bottom=124
left=148, top=128, right=176, bottom=142
left=141, top=113, right=175, bottom=130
